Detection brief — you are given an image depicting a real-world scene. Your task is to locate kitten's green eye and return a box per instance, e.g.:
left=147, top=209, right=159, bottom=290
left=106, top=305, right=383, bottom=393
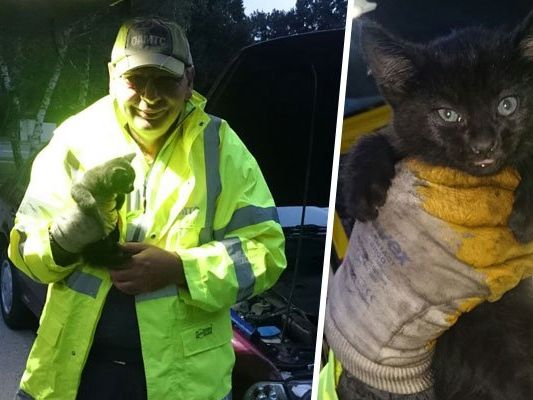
left=497, top=96, right=518, bottom=116
left=437, top=109, right=461, bottom=123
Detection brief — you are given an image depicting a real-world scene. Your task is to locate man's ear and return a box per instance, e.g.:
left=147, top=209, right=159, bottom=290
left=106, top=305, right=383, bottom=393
left=359, top=19, right=416, bottom=102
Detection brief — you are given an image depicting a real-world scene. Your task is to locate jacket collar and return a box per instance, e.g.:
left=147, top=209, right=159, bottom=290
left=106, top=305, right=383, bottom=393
left=180, top=91, right=211, bottom=151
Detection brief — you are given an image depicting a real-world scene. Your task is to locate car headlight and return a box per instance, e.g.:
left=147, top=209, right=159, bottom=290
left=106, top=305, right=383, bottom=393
left=286, top=381, right=312, bottom=400
left=243, top=381, right=312, bottom=400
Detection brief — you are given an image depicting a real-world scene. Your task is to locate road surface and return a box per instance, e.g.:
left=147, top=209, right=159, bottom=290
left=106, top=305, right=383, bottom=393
left=0, top=316, right=34, bottom=400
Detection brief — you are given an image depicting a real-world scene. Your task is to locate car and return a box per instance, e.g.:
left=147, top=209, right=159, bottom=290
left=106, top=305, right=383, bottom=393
left=0, top=28, right=344, bottom=400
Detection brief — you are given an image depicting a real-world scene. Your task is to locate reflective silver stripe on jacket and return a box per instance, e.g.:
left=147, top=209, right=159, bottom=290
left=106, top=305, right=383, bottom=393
left=136, top=285, right=178, bottom=302
left=214, top=205, right=280, bottom=240
left=221, top=237, right=255, bottom=301
left=65, top=270, right=101, bottom=298
left=126, top=221, right=146, bottom=243
left=199, top=116, right=222, bottom=245
left=126, top=189, right=142, bottom=214
left=126, top=188, right=145, bottom=242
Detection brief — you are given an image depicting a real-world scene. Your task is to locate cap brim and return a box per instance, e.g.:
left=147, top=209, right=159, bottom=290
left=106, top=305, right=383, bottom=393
left=113, top=53, right=185, bottom=77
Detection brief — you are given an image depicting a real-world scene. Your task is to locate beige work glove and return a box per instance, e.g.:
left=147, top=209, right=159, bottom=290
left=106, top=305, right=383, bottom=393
left=50, top=154, right=135, bottom=254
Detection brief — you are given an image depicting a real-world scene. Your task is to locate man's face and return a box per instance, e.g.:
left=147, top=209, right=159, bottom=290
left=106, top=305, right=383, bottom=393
left=110, top=66, right=192, bottom=145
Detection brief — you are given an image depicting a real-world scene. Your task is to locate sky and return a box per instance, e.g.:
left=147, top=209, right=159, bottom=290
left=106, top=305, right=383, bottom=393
left=242, top=0, right=296, bottom=15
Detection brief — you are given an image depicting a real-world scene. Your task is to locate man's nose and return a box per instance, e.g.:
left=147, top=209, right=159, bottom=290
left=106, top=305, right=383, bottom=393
left=140, top=78, right=161, bottom=103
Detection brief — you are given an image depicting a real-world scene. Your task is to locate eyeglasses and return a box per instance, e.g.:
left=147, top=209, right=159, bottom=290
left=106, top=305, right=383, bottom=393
left=121, top=73, right=183, bottom=93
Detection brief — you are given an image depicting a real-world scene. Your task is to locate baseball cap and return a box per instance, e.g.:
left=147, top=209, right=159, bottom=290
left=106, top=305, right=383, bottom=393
left=110, top=18, right=193, bottom=78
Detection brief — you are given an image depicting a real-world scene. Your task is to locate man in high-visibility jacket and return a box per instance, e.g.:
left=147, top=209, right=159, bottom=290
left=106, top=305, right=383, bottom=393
left=8, top=17, right=286, bottom=400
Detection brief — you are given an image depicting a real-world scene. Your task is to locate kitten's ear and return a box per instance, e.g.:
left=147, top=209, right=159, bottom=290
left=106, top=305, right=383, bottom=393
left=359, top=19, right=416, bottom=101
left=515, top=10, right=533, bottom=60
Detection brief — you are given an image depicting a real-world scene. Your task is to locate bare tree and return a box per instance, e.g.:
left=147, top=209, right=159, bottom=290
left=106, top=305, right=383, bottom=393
left=30, top=25, right=72, bottom=151
left=0, top=52, right=23, bottom=166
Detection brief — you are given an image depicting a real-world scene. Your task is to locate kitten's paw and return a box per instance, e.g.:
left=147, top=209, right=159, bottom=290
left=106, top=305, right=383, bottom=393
left=348, top=171, right=392, bottom=222
left=340, top=135, right=396, bottom=222
left=509, top=187, right=533, bottom=243
left=71, top=185, right=97, bottom=211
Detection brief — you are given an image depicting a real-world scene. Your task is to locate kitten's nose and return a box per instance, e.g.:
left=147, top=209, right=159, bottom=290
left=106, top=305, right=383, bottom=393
left=469, top=138, right=497, bottom=155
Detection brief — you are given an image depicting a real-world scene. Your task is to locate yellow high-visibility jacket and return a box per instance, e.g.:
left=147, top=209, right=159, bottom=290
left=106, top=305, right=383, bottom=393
left=8, top=92, right=287, bottom=400
left=318, top=351, right=342, bottom=400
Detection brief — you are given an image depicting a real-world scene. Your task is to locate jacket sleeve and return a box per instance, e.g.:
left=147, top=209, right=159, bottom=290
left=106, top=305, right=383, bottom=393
left=178, top=120, right=287, bottom=312
left=8, top=127, right=82, bottom=283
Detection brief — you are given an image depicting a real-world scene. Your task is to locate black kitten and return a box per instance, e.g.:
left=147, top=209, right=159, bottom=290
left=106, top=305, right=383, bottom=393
left=72, top=153, right=136, bottom=268
left=340, top=15, right=533, bottom=400
left=343, top=15, right=533, bottom=242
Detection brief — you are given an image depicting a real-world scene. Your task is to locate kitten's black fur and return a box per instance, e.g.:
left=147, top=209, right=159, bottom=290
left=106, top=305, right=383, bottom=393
left=432, top=279, right=533, bottom=400
left=339, top=14, right=533, bottom=400
left=71, top=153, right=135, bottom=268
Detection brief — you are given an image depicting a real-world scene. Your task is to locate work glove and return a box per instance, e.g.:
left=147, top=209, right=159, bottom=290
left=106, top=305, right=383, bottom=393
left=50, top=153, right=136, bottom=255
left=325, top=159, right=533, bottom=393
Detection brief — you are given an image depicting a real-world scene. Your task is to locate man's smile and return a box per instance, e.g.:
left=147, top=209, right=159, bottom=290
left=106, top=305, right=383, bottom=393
left=135, top=108, right=167, bottom=120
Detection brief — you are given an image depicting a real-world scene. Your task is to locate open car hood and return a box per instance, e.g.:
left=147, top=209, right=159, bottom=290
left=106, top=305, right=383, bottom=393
left=206, top=30, right=344, bottom=208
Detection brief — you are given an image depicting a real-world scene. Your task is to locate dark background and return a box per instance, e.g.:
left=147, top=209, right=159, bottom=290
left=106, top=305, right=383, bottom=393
left=0, top=0, right=346, bottom=166
left=347, top=0, right=533, bottom=102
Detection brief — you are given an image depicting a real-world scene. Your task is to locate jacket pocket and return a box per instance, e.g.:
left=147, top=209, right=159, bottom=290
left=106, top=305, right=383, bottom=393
left=181, top=320, right=232, bottom=357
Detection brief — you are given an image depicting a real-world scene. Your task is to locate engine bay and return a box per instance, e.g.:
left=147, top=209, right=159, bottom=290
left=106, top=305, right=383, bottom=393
left=232, top=223, right=326, bottom=380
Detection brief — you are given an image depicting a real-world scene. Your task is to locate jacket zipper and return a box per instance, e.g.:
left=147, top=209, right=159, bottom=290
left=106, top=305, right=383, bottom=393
left=129, top=105, right=198, bottom=243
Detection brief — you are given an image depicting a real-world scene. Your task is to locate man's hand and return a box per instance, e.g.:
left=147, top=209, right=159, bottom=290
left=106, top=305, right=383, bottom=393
left=110, top=242, right=187, bottom=295
left=50, top=154, right=135, bottom=255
